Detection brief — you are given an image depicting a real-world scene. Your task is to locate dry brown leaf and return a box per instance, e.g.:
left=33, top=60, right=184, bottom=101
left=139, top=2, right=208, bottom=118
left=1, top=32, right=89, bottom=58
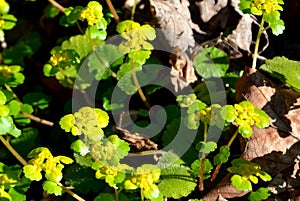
left=116, top=127, right=158, bottom=152
left=196, top=0, right=227, bottom=23
left=227, top=14, right=253, bottom=52
left=150, top=0, right=203, bottom=91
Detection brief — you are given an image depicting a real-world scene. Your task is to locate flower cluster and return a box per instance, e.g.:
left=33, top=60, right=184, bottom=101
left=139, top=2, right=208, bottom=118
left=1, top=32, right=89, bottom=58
left=59, top=107, right=109, bottom=139
left=23, top=148, right=73, bottom=182
left=250, top=0, right=283, bottom=15
left=221, top=101, right=270, bottom=138
left=49, top=48, right=80, bottom=69
left=124, top=164, right=161, bottom=199
left=116, top=20, right=156, bottom=53
left=79, top=1, right=103, bottom=26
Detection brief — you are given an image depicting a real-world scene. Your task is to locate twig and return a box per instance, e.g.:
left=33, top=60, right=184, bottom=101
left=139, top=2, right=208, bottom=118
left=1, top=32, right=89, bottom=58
left=21, top=112, right=54, bottom=126
left=105, top=0, right=120, bottom=23
left=0, top=136, right=28, bottom=166
left=57, top=182, right=85, bottom=201
left=48, top=0, right=65, bottom=13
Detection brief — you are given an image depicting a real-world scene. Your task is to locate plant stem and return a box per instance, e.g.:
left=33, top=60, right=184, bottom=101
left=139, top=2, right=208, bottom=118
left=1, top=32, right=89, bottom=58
left=252, top=18, right=265, bottom=69
left=0, top=136, right=28, bottom=166
left=48, top=0, right=65, bottom=13
left=130, top=59, right=151, bottom=109
left=210, top=129, right=239, bottom=182
left=105, top=0, right=120, bottom=23
left=198, top=123, right=207, bottom=191
left=115, top=189, right=122, bottom=201
left=131, top=0, right=137, bottom=20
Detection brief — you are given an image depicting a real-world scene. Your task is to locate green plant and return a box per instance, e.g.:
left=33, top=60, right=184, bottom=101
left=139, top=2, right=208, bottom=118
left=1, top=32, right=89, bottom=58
left=238, top=0, right=285, bottom=68
left=0, top=0, right=298, bottom=200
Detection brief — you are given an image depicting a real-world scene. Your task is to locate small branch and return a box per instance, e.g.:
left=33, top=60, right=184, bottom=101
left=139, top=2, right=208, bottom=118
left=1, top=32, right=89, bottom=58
left=57, top=182, right=86, bottom=201
left=130, top=59, right=151, bottom=109
left=0, top=136, right=28, bottom=166
left=252, top=18, right=265, bottom=69
left=48, top=0, right=65, bottom=13
left=105, top=0, right=120, bottom=23
left=20, top=112, right=54, bottom=126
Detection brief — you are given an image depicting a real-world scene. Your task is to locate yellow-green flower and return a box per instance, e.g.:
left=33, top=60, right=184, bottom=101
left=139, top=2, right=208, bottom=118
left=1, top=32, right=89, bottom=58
left=251, top=0, right=283, bottom=15
left=79, top=1, right=103, bottom=26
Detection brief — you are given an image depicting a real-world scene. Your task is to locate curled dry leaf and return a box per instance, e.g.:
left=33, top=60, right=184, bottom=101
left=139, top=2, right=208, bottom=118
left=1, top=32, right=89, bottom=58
left=116, top=127, right=158, bottom=152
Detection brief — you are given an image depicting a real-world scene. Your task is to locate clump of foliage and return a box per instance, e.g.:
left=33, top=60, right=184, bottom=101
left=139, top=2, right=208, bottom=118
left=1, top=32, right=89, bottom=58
left=0, top=0, right=299, bottom=200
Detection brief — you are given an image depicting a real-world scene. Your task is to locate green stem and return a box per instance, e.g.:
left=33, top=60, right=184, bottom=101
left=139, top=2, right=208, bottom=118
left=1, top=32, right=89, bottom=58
left=252, top=18, right=265, bottom=69
left=210, top=129, right=239, bottom=182
left=131, top=0, right=137, bottom=21
left=115, top=189, right=121, bottom=201
left=140, top=188, right=144, bottom=201
left=198, top=123, right=207, bottom=191
left=226, top=129, right=239, bottom=148
left=130, top=59, right=151, bottom=109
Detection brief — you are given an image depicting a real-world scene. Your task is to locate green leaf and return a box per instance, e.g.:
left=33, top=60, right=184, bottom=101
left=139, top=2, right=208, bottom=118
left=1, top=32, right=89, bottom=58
left=23, top=165, right=42, bottom=181
left=1, top=14, right=17, bottom=30
left=214, top=145, right=230, bottom=165
left=158, top=165, right=196, bottom=199
left=94, top=193, right=115, bottom=201
left=0, top=90, right=7, bottom=105
left=0, top=105, right=9, bottom=116
left=64, top=164, right=105, bottom=194
left=238, top=124, right=253, bottom=138
left=23, top=92, right=51, bottom=109
left=263, top=11, right=285, bottom=36
left=191, top=159, right=213, bottom=179
left=27, top=147, right=49, bottom=158
left=14, top=104, right=34, bottom=126
left=196, top=141, right=217, bottom=154
left=71, top=140, right=90, bottom=156
left=193, top=46, right=229, bottom=79
left=61, top=33, right=104, bottom=60
left=220, top=105, right=237, bottom=122
left=88, top=44, right=124, bottom=80
left=108, top=135, right=130, bottom=159
left=157, top=151, right=185, bottom=166
left=11, top=127, right=39, bottom=158
left=44, top=4, right=60, bottom=18
left=43, top=181, right=63, bottom=196
left=231, top=174, right=252, bottom=191
left=89, top=26, right=107, bottom=40
left=128, top=50, right=151, bottom=65
left=7, top=100, right=21, bottom=116
left=73, top=153, right=94, bottom=167
left=248, top=187, right=271, bottom=201
left=0, top=116, right=21, bottom=137
left=238, top=0, right=252, bottom=13
left=260, top=56, right=300, bottom=92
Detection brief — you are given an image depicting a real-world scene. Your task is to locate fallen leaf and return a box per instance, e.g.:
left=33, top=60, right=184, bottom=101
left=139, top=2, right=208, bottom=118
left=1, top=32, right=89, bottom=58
left=196, top=0, right=227, bottom=23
